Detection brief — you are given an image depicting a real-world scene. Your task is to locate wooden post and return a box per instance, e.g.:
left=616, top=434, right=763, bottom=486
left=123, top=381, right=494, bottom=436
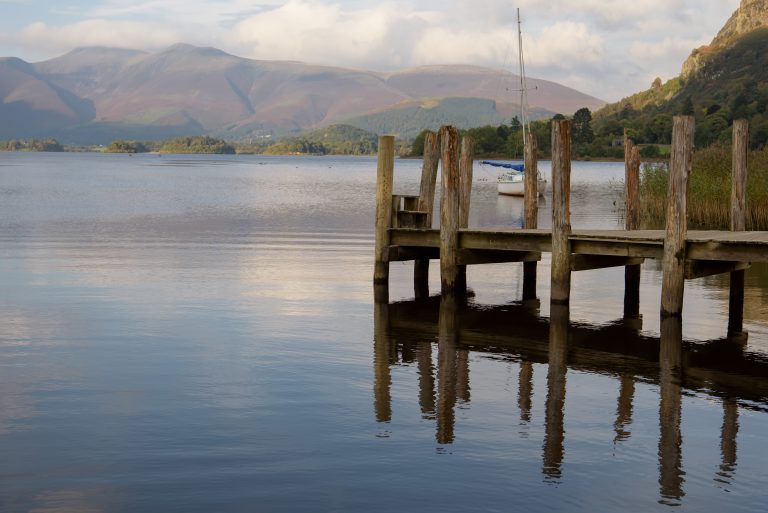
left=374, top=135, right=395, bottom=285
left=729, top=119, right=748, bottom=336
left=439, top=126, right=461, bottom=296
left=456, top=136, right=475, bottom=293
left=624, top=129, right=642, bottom=318
left=414, top=131, right=440, bottom=298
left=523, top=132, right=539, bottom=301
left=660, top=116, right=694, bottom=318
left=550, top=120, right=572, bottom=305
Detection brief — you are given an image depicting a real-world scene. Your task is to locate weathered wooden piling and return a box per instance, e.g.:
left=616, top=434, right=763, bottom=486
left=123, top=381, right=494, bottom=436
left=456, top=136, right=475, bottom=293
left=439, top=126, right=461, bottom=296
left=523, top=133, right=539, bottom=301
left=414, top=131, right=440, bottom=297
left=624, top=130, right=642, bottom=318
left=728, top=119, right=748, bottom=336
left=550, top=120, right=572, bottom=305
left=374, top=135, right=395, bottom=284
left=660, top=116, right=694, bottom=318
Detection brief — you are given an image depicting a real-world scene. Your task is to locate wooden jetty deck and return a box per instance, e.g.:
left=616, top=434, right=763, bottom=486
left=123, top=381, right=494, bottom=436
left=374, top=118, right=768, bottom=338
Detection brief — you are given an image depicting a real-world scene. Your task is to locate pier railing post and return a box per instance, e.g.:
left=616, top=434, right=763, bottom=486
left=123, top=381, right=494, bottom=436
left=439, top=126, right=461, bottom=297
left=550, top=120, right=572, bottom=305
left=523, top=132, right=539, bottom=301
left=660, top=116, right=694, bottom=318
left=457, top=136, right=475, bottom=293
left=624, top=129, right=642, bottom=318
left=374, top=135, right=396, bottom=285
left=414, top=131, right=440, bottom=298
left=728, top=119, right=749, bottom=337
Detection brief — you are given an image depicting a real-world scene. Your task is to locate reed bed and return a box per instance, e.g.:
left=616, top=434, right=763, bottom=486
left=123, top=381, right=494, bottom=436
left=639, top=146, right=768, bottom=230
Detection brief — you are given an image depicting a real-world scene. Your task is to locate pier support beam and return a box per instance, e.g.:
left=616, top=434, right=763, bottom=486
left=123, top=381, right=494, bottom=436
left=523, top=133, right=539, bottom=301
left=440, top=126, right=462, bottom=297
left=728, top=119, right=748, bottom=337
left=414, top=131, right=440, bottom=298
left=456, top=136, right=475, bottom=293
left=550, top=120, right=572, bottom=305
left=660, top=116, right=694, bottom=318
left=624, top=130, right=642, bottom=318
left=374, top=135, right=395, bottom=285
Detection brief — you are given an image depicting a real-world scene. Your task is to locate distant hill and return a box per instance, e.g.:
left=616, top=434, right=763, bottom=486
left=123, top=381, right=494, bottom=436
left=264, top=124, right=378, bottom=155
left=0, top=44, right=604, bottom=144
left=595, top=0, right=768, bottom=148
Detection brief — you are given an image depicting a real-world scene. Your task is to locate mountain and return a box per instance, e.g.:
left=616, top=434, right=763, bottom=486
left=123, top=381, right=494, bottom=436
left=0, top=44, right=605, bottom=144
left=682, top=0, right=768, bottom=77
left=594, top=0, right=768, bottom=149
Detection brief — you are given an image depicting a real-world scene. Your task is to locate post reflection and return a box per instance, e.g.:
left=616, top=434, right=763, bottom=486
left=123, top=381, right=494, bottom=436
left=716, top=398, right=739, bottom=488
left=614, top=375, right=635, bottom=443
left=658, top=317, right=685, bottom=505
left=518, top=360, right=534, bottom=427
left=437, top=295, right=459, bottom=444
left=372, top=296, right=765, bottom=503
left=417, top=340, right=436, bottom=419
left=373, top=285, right=392, bottom=423
left=543, top=304, right=569, bottom=481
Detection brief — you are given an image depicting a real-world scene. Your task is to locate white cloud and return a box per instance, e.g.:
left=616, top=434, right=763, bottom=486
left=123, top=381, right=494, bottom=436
left=0, top=0, right=751, bottom=100
left=16, top=20, right=182, bottom=53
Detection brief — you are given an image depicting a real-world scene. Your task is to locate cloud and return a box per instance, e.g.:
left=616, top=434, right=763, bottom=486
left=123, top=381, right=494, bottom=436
left=15, top=20, right=182, bottom=53
left=228, top=0, right=434, bottom=68
left=0, top=0, right=749, bottom=100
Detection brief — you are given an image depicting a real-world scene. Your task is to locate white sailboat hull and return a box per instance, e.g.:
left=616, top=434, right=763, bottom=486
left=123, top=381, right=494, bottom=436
left=497, top=173, right=547, bottom=196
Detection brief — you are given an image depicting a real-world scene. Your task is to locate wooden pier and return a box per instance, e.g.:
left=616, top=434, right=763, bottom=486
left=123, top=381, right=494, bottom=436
left=374, top=117, right=768, bottom=338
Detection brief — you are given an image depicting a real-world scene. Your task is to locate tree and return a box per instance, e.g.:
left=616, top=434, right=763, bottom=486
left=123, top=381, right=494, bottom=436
left=572, top=107, right=595, bottom=145
left=681, top=97, right=695, bottom=115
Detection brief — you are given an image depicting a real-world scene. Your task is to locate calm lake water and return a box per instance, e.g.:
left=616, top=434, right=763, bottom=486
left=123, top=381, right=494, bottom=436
left=1, top=152, right=767, bottom=512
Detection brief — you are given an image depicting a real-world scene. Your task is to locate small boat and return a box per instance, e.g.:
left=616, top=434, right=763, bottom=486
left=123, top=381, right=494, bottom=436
left=491, top=9, right=547, bottom=198
left=483, top=161, right=547, bottom=197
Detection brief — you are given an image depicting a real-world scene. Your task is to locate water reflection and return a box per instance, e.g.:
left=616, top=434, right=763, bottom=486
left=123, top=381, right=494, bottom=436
left=372, top=293, right=768, bottom=504
left=659, top=318, right=684, bottom=505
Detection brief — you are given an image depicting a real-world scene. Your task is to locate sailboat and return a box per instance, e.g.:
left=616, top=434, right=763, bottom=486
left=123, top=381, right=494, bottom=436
left=486, top=9, right=547, bottom=197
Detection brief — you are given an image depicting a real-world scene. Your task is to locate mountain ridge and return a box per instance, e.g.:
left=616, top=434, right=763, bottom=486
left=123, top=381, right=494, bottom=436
left=0, top=44, right=604, bottom=144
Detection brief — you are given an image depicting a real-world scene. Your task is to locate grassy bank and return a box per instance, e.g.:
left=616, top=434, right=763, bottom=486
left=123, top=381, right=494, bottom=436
left=640, top=145, right=768, bottom=229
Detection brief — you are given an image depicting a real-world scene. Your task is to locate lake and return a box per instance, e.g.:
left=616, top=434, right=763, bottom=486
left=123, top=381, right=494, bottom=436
left=1, top=152, right=767, bottom=512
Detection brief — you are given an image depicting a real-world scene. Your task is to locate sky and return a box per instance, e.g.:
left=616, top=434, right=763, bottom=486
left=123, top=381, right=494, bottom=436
left=0, top=0, right=742, bottom=102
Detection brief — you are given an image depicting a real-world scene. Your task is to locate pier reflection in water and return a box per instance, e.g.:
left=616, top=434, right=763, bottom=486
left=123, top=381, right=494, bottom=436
left=372, top=292, right=768, bottom=505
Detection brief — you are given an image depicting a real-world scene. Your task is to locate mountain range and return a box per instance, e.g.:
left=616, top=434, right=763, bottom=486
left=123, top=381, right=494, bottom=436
left=0, top=44, right=604, bottom=144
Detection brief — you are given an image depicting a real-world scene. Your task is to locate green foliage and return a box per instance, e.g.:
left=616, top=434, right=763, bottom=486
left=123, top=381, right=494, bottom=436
left=160, top=136, right=236, bottom=154
left=572, top=107, right=595, bottom=146
left=640, top=145, right=768, bottom=229
left=596, top=28, right=768, bottom=151
left=639, top=145, right=661, bottom=158
left=264, top=124, right=378, bottom=155
left=105, top=140, right=149, bottom=153
left=345, top=97, right=553, bottom=140
left=0, top=138, right=63, bottom=152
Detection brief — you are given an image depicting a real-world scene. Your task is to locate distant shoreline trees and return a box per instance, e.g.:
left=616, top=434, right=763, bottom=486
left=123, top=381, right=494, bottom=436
left=0, top=138, right=64, bottom=152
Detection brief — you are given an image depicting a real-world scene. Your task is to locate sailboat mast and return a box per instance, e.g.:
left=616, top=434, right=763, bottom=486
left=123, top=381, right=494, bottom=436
left=517, top=8, right=527, bottom=153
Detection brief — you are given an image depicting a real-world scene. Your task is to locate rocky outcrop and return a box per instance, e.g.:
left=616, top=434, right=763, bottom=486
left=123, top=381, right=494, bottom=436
left=682, top=0, right=768, bottom=78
